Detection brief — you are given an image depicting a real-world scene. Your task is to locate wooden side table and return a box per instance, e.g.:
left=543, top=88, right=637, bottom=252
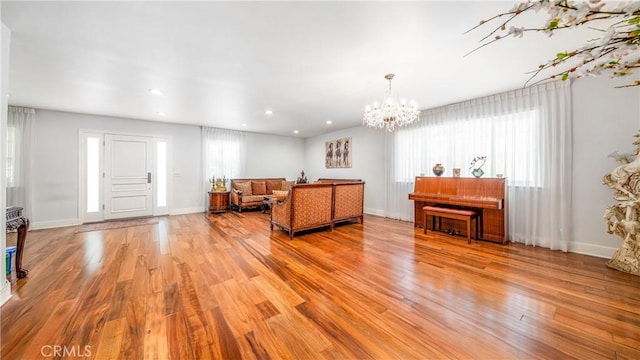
left=262, top=195, right=276, bottom=214
left=6, top=206, right=29, bottom=278
left=208, top=191, right=230, bottom=213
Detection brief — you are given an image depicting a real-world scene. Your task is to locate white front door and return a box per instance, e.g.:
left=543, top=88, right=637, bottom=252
left=104, top=134, right=153, bottom=220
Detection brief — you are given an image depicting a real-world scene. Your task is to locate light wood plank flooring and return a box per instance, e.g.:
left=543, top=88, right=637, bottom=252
left=2, top=212, right=639, bottom=359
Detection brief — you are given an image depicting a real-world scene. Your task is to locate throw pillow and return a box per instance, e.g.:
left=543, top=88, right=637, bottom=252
left=235, top=181, right=252, bottom=195
left=266, top=179, right=283, bottom=194
left=251, top=181, right=267, bottom=195
left=272, top=190, right=289, bottom=201
left=281, top=180, right=294, bottom=191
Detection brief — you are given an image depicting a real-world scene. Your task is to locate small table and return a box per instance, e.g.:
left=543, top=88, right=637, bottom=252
left=6, top=207, right=29, bottom=278
left=208, top=191, right=230, bottom=213
left=262, top=195, right=276, bottom=214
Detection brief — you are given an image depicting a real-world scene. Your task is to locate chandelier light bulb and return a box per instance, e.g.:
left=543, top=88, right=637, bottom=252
left=363, top=74, right=419, bottom=131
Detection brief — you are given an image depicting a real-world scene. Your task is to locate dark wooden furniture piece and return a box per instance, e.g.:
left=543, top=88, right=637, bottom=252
left=423, top=206, right=480, bottom=244
left=409, top=177, right=507, bottom=244
left=208, top=191, right=230, bottom=213
left=6, top=206, right=29, bottom=278
left=262, top=195, right=276, bottom=214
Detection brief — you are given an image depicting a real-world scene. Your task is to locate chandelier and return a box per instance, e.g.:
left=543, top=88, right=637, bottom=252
left=363, top=74, right=419, bottom=131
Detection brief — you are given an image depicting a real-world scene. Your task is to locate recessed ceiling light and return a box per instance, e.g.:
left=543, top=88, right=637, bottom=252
left=326, top=120, right=332, bottom=125
left=241, top=123, right=247, bottom=127
left=265, top=110, right=273, bottom=115
left=148, top=88, right=163, bottom=95
left=156, top=112, right=166, bottom=116
left=293, top=130, right=299, bottom=134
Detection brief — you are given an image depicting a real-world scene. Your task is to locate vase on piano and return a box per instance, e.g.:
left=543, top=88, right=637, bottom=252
left=470, top=156, right=486, bottom=178
left=432, top=163, right=444, bottom=177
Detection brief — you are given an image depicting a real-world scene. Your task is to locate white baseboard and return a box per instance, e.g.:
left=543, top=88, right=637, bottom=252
left=568, top=241, right=616, bottom=259
left=364, top=207, right=384, bottom=217
left=0, top=279, right=12, bottom=306
left=31, top=218, right=80, bottom=230
left=170, top=207, right=205, bottom=216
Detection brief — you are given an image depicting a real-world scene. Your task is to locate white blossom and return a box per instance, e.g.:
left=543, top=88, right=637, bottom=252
left=508, top=26, right=524, bottom=38
left=470, top=0, right=640, bottom=87
left=616, top=1, right=640, bottom=15
left=574, top=3, right=592, bottom=23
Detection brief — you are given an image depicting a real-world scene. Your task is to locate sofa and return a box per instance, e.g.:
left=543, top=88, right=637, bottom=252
left=230, top=178, right=293, bottom=212
left=325, top=180, right=365, bottom=225
left=270, top=180, right=365, bottom=238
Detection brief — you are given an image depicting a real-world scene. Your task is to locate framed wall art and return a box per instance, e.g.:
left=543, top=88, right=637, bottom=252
left=325, top=137, right=351, bottom=168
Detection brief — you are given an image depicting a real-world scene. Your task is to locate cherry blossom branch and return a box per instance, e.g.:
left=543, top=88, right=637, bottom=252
left=466, top=0, right=640, bottom=87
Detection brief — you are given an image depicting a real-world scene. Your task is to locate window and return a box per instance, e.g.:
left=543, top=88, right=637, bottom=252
left=5, top=126, right=15, bottom=187
left=202, top=127, right=246, bottom=189
left=156, top=141, right=167, bottom=208
left=205, top=139, right=242, bottom=180
left=394, top=110, right=541, bottom=187
left=86, top=137, right=101, bottom=213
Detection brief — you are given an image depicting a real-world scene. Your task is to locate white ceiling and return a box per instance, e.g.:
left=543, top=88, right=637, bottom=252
left=2, top=1, right=601, bottom=138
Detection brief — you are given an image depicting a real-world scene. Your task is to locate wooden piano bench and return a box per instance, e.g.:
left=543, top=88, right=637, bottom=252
left=423, top=206, right=481, bottom=244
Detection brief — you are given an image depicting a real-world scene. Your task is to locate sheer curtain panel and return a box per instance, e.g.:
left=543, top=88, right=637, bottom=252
left=6, top=106, right=35, bottom=219
left=385, top=81, right=572, bottom=250
left=201, top=127, right=247, bottom=209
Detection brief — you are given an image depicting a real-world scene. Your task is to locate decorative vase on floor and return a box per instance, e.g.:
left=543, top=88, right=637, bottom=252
left=432, top=163, right=444, bottom=177
left=603, top=132, right=640, bottom=276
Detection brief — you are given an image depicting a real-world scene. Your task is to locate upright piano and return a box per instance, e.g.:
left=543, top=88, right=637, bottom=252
left=408, top=177, right=508, bottom=244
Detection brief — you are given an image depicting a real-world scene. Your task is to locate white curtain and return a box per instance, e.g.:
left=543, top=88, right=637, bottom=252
left=385, top=81, right=572, bottom=251
left=201, top=127, right=247, bottom=208
left=6, top=106, right=35, bottom=219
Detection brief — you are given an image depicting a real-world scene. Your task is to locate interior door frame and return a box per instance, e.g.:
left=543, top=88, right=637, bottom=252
left=78, top=129, right=172, bottom=223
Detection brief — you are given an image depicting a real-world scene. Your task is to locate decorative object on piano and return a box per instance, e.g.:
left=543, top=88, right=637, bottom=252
left=210, top=175, right=227, bottom=192
left=602, top=132, right=640, bottom=276
left=452, top=168, right=461, bottom=177
left=470, top=156, right=486, bottom=178
left=325, top=137, right=352, bottom=168
left=432, top=163, right=445, bottom=177
left=465, top=1, right=640, bottom=88
left=296, top=170, right=308, bottom=184
left=363, top=74, right=419, bottom=131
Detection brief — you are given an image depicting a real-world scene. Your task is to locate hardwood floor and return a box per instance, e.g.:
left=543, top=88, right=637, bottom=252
left=2, top=212, right=639, bottom=359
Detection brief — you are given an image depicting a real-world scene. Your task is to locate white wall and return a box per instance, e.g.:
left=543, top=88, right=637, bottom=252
left=304, top=126, right=386, bottom=215
left=571, top=75, right=640, bottom=257
left=1, top=22, right=12, bottom=305
left=30, top=110, right=307, bottom=228
left=31, top=110, right=202, bottom=228
left=245, top=133, right=305, bottom=180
